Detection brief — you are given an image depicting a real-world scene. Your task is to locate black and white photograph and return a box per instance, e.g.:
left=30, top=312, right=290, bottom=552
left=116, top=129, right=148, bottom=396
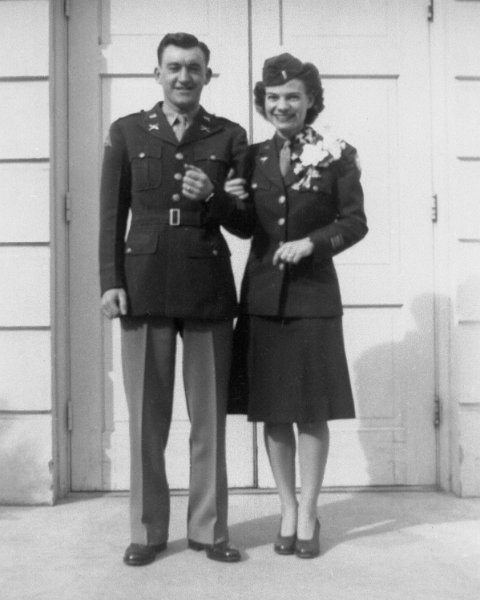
left=1, top=1, right=480, bottom=599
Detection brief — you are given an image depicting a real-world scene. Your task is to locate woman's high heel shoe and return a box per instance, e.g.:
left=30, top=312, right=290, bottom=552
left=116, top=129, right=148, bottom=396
left=295, top=519, right=320, bottom=559
left=274, top=531, right=296, bottom=555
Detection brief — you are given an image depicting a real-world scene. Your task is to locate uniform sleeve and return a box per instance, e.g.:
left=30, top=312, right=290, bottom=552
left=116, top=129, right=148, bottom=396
left=99, top=120, right=131, bottom=295
left=308, top=143, right=368, bottom=260
left=205, top=125, right=255, bottom=239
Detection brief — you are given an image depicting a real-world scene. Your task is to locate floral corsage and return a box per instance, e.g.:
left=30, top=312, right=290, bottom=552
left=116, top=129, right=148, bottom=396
left=291, top=126, right=345, bottom=191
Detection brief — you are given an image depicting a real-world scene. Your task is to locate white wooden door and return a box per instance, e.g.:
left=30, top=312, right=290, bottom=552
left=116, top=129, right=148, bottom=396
left=69, top=0, right=252, bottom=490
left=251, top=0, right=436, bottom=486
left=69, top=0, right=436, bottom=490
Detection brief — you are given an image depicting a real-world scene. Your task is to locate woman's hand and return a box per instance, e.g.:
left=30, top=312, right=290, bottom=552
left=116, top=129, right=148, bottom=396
left=224, top=168, right=248, bottom=199
left=272, top=238, right=314, bottom=266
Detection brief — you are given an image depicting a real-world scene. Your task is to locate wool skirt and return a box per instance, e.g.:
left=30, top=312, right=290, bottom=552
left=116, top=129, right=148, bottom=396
left=229, top=314, right=356, bottom=423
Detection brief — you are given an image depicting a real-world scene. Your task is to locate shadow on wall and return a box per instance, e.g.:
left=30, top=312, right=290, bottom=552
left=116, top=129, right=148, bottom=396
left=330, top=293, right=439, bottom=487
left=0, top=417, right=53, bottom=504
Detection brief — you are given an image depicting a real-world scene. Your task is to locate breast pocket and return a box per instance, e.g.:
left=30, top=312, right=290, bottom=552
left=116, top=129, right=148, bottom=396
left=193, top=148, right=230, bottom=184
left=131, top=148, right=162, bottom=191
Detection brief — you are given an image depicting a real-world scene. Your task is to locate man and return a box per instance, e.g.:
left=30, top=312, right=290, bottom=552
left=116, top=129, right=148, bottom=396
left=99, top=32, right=250, bottom=566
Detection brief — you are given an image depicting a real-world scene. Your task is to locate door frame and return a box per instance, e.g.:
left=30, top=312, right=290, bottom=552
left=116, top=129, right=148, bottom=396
left=50, top=0, right=452, bottom=499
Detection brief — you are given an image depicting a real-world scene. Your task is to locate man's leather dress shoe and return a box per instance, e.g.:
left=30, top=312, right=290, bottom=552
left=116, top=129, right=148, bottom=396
left=188, top=539, right=241, bottom=563
left=123, top=542, right=167, bottom=566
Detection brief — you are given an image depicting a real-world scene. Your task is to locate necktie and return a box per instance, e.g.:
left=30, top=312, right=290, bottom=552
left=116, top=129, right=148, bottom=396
left=173, top=114, right=188, bottom=141
left=279, top=139, right=291, bottom=177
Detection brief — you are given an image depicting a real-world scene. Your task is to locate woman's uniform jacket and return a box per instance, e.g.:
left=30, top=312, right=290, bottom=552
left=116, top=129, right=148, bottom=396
left=99, top=102, right=250, bottom=320
left=239, top=137, right=368, bottom=318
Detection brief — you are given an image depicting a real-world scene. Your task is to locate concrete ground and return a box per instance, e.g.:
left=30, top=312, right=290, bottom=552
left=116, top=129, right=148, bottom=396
left=2, top=491, right=480, bottom=600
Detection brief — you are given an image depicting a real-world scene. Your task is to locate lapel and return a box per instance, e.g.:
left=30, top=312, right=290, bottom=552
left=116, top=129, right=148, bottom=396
left=255, top=137, right=298, bottom=190
left=140, top=103, right=177, bottom=144
left=138, top=103, right=224, bottom=146
left=255, top=138, right=284, bottom=190
left=179, top=107, right=224, bottom=146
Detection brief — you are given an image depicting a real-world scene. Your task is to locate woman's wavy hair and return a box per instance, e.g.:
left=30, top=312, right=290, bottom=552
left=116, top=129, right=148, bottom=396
left=254, top=62, right=324, bottom=125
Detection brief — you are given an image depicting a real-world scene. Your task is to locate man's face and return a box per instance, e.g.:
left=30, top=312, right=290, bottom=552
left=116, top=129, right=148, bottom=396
left=155, top=45, right=211, bottom=112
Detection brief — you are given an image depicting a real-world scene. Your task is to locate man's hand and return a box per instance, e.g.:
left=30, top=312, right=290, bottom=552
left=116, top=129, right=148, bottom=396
left=272, top=238, right=314, bottom=266
left=101, top=288, right=128, bottom=319
left=182, top=164, right=214, bottom=200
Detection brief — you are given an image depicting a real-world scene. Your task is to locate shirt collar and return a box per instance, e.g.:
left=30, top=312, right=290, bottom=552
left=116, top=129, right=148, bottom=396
left=161, top=101, right=200, bottom=126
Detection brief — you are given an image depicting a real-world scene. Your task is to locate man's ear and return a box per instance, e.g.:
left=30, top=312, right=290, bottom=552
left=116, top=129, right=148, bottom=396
left=205, top=67, right=213, bottom=85
left=154, top=65, right=162, bottom=84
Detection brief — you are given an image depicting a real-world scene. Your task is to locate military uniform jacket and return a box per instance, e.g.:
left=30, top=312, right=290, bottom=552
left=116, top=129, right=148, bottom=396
left=99, top=102, right=250, bottom=320
left=239, top=137, right=368, bottom=317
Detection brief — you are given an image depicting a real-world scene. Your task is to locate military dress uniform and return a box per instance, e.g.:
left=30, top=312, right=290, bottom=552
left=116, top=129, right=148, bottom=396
left=99, top=102, right=250, bottom=548
left=231, top=133, right=368, bottom=423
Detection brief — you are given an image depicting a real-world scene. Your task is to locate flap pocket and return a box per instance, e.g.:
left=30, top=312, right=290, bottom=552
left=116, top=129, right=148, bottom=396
left=125, top=232, right=158, bottom=255
left=131, top=148, right=163, bottom=190
left=187, top=238, right=231, bottom=258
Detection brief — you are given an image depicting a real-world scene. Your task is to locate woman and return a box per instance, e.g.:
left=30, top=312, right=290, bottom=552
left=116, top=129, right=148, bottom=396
left=227, top=53, right=368, bottom=558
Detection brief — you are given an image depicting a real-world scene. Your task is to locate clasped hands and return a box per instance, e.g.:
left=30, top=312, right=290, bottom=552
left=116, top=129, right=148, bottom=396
left=224, top=176, right=314, bottom=266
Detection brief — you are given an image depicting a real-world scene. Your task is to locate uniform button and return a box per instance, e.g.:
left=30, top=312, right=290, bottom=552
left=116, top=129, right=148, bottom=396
left=174, top=172, right=182, bottom=180
left=278, top=195, right=286, bottom=204
left=172, top=193, right=181, bottom=202
left=209, top=154, right=217, bottom=160
left=175, top=152, right=184, bottom=160
left=312, top=185, right=319, bottom=192
left=138, top=152, right=146, bottom=159
left=212, top=249, right=219, bottom=256
left=126, top=247, right=132, bottom=254
left=278, top=217, right=285, bottom=226
left=278, top=263, right=285, bottom=271
left=251, top=183, right=258, bottom=190
left=279, top=241, right=284, bottom=246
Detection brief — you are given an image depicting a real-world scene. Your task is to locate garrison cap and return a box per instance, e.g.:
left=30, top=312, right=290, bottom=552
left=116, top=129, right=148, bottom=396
left=262, top=52, right=304, bottom=86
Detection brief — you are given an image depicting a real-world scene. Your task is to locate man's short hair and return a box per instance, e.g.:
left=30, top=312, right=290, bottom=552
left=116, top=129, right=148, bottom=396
left=157, top=32, right=211, bottom=65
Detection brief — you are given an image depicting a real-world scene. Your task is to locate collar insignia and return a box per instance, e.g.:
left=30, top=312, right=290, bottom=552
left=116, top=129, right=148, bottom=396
left=149, top=113, right=157, bottom=119
left=260, top=156, right=268, bottom=163
left=148, top=123, right=159, bottom=131
left=200, top=125, right=211, bottom=133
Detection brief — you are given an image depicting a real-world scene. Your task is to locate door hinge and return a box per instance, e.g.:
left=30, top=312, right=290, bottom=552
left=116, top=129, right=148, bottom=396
left=67, top=400, right=73, bottom=431
left=434, top=396, right=441, bottom=428
left=431, top=194, right=438, bottom=222
left=428, top=0, right=434, bottom=22
left=64, top=0, right=71, bottom=19
left=64, top=191, right=72, bottom=223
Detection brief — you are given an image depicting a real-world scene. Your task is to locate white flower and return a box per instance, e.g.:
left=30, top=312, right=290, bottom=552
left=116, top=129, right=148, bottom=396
left=300, top=143, right=329, bottom=167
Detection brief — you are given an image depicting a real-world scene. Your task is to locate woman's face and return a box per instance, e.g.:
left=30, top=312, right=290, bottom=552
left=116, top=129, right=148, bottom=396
left=264, top=78, right=313, bottom=138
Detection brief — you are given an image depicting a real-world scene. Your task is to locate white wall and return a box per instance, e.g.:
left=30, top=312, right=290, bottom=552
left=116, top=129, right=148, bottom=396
left=0, top=0, right=53, bottom=503
left=445, top=0, right=480, bottom=496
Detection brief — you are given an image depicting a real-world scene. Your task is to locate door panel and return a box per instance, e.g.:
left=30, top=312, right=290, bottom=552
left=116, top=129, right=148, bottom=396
left=69, top=0, right=436, bottom=490
left=251, top=0, right=436, bottom=486
left=69, top=0, right=252, bottom=490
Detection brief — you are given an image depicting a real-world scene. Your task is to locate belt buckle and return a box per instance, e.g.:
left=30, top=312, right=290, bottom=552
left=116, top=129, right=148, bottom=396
left=169, top=208, right=181, bottom=226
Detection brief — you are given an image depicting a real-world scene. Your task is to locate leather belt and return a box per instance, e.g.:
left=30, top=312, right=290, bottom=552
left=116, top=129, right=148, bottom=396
left=132, top=209, right=207, bottom=228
